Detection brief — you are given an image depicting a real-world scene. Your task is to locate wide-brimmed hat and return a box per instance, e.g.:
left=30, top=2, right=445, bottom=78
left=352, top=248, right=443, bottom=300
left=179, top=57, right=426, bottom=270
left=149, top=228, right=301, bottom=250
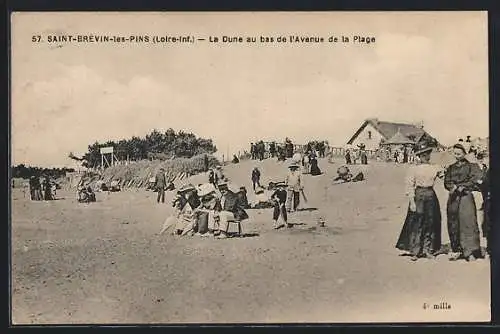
left=414, top=143, right=433, bottom=156
left=217, top=181, right=229, bottom=189
left=275, top=181, right=287, bottom=188
left=288, top=163, right=299, bottom=169
left=197, top=183, right=216, bottom=197
left=199, top=189, right=216, bottom=198
left=357, top=143, right=366, bottom=148
left=178, top=184, right=196, bottom=193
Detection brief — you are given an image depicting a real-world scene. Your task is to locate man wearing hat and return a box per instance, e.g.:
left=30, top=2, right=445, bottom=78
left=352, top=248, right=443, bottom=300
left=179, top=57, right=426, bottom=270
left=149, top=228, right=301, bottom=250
left=154, top=167, right=167, bottom=203
left=285, top=163, right=302, bottom=212
left=214, top=182, right=249, bottom=239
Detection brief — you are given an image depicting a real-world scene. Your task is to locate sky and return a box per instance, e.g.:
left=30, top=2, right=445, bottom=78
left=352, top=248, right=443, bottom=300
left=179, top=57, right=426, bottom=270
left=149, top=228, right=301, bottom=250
left=11, top=12, right=489, bottom=167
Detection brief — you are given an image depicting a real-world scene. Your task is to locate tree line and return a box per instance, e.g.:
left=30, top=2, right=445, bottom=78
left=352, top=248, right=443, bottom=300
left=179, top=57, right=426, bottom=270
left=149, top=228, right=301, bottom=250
left=11, top=165, right=76, bottom=180
left=70, top=128, right=217, bottom=169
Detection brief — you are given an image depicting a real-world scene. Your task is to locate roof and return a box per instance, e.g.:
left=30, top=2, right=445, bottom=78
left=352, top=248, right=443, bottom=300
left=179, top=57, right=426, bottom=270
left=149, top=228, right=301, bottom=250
left=347, top=118, right=430, bottom=144
left=382, top=130, right=415, bottom=145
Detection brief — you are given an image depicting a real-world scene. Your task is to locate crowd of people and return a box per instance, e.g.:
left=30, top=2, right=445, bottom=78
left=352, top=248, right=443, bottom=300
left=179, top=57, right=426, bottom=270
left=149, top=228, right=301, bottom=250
left=28, top=175, right=57, bottom=201
left=159, top=181, right=250, bottom=239
left=249, top=139, right=329, bottom=162
left=155, top=137, right=332, bottom=236
left=154, top=134, right=491, bottom=254
left=345, top=143, right=369, bottom=165
left=396, top=141, right=490, bottom=262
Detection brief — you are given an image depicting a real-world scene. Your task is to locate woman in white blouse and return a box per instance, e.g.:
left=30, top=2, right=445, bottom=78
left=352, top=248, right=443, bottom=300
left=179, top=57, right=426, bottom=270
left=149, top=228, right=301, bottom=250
left=396, top=144, right=443, bottom=261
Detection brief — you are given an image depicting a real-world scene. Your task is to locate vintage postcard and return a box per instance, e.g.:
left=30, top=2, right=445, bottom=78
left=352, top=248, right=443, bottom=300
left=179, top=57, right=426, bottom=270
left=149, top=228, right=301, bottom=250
left=10, top=11, right=490, bottom=324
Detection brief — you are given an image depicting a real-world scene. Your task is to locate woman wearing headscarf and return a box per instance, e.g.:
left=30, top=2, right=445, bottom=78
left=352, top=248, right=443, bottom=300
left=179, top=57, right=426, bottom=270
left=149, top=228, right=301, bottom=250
left=445, top=144, right=483, bottom=261
left=396, top=144, right=442, bottom=261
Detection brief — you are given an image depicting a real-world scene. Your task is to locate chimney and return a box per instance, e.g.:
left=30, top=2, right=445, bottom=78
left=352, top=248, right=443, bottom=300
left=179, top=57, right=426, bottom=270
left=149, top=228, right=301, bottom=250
left=414, top=120, right=424, bottom=129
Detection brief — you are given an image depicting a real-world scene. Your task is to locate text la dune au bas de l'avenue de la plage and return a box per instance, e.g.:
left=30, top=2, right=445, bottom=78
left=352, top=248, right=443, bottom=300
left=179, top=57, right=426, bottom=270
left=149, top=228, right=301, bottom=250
left=36, top=34, right=376, bottom=45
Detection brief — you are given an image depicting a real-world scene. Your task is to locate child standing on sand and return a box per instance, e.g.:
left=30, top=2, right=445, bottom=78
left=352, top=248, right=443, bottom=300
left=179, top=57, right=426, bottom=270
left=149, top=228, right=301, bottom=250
left=271, top=182, right=290, bottom=229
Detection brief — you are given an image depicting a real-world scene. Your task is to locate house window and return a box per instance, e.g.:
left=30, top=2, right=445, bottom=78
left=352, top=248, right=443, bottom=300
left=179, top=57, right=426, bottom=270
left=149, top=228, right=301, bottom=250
left=368, top=131, right=372, bottom=140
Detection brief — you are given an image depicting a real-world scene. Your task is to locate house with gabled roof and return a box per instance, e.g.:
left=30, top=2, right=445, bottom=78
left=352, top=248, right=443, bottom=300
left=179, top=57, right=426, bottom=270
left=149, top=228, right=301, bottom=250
left=347, top=118, right=442, bottom=151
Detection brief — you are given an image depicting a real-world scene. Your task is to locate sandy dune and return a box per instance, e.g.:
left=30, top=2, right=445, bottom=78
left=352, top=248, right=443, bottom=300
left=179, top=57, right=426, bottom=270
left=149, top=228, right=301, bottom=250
left=11, top=158, right=490, bottom=324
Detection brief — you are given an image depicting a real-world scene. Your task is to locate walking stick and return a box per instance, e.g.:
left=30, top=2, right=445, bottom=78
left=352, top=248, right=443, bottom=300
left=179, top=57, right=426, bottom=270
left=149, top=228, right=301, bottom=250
left=300, top=188, right=308, bottom=203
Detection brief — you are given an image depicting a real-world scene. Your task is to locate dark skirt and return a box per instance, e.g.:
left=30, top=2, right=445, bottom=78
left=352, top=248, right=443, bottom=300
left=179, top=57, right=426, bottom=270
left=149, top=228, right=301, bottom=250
left=396, top=187, right=442, bottom=256
left=310, top=160, right=322, bottom=176
left=482, top=196, right=491, bottom=254
left=481, top=195, right=490, bottom=238
left=447, top=192, right=481, bottom=257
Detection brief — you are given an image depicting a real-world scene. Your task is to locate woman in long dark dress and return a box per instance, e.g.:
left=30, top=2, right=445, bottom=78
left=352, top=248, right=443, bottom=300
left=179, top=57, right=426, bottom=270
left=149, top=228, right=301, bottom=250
left=309, top=152, right=322, bottom=176
left=445, top=144, right=483, bottom=261
left=396, top=146, right=442, bottom=261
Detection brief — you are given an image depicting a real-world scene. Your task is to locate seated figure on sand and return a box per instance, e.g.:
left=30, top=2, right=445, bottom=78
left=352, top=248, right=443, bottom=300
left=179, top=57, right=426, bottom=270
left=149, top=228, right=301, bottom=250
left=213, top=182, right=249, bottom=239
left=77, top=184, right=96, bottom=203
left=333, top=166, right=364, bottom=184
left=110, top=179, right=121, bottom=192
left=237, top=186, right=250, bottom=209
left=159, top=184, right=200, bottom=236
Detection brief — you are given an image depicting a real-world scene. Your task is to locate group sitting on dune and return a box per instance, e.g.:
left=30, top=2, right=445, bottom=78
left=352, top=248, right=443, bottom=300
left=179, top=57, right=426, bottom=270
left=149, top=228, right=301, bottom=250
left=159, top=181, right=249, bottom=239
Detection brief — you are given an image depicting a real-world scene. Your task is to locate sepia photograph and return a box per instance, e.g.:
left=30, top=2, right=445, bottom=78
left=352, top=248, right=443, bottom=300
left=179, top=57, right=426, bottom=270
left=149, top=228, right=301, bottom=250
left=10, top=11, right=490, bottom=324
